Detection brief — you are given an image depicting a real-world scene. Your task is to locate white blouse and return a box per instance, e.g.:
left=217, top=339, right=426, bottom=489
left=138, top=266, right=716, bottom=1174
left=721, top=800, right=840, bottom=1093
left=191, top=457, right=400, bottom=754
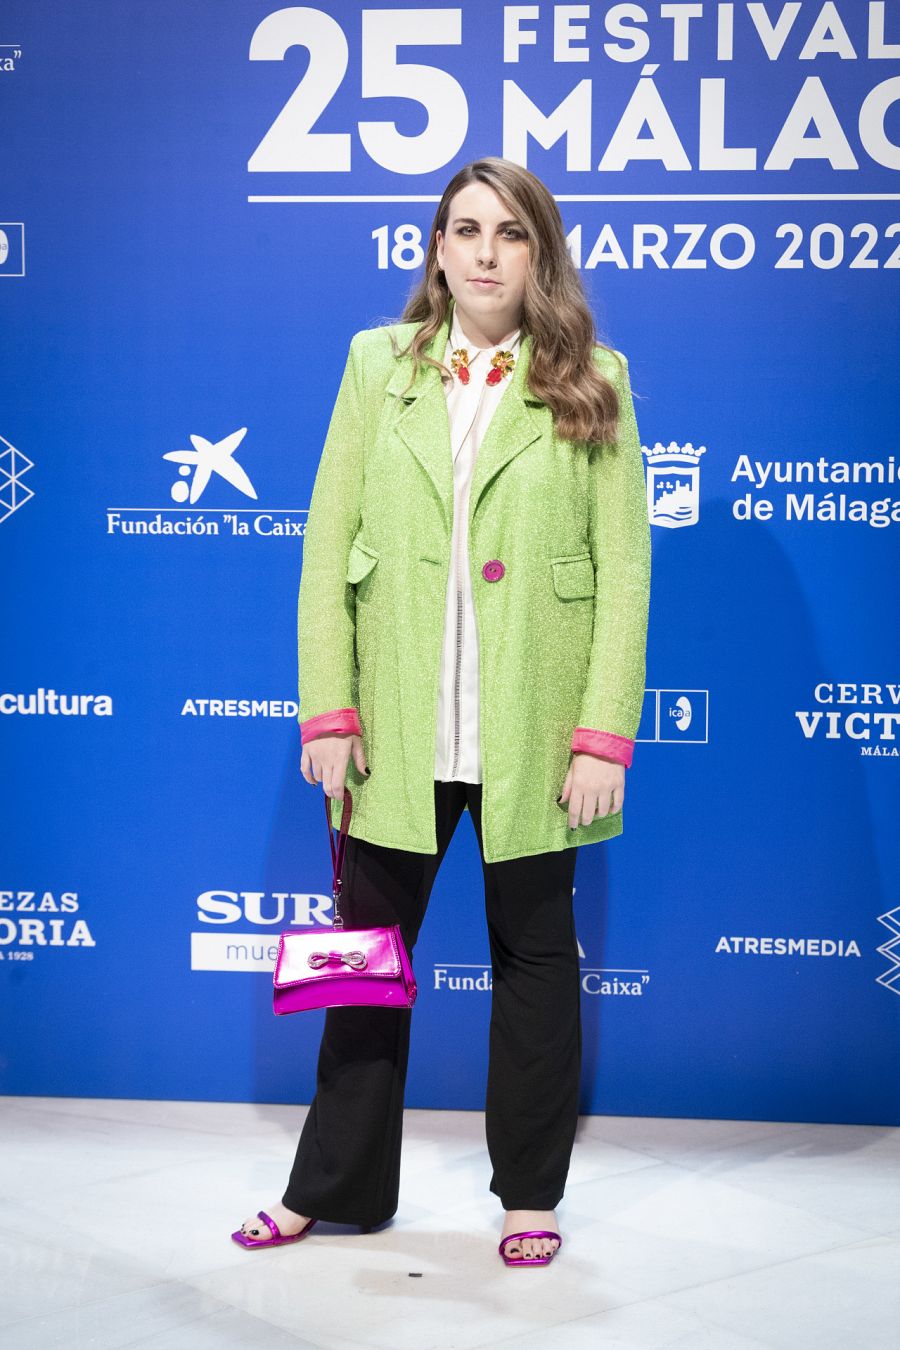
left=433, top=306, right=522, bottom=783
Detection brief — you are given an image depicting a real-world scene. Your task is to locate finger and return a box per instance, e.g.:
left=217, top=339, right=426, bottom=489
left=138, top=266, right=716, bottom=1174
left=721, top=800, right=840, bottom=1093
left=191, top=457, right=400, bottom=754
left=352, top=738, right=367, bottom=775
left=558, top=765, right=572, bottom=806
left=568, top=789, right=584, bottom=830
left=305, top=744, right=322, bottom=784
left=327, top=760, right=345, bottom=802
left=300, top=747, right=315, bottom=785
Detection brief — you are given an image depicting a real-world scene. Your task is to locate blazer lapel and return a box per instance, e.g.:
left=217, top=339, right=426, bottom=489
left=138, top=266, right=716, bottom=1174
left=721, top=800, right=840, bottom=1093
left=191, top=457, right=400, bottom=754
left=385, top=313, right=454, bottom=528
left=468, top=334, right=544, bottom=524
left=385, top=303, right=546, bottom=531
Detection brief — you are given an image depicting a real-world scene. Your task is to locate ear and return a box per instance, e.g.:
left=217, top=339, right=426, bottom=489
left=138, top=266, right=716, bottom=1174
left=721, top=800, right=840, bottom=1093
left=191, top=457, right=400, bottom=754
left=435, top=229, right=444, bottom=267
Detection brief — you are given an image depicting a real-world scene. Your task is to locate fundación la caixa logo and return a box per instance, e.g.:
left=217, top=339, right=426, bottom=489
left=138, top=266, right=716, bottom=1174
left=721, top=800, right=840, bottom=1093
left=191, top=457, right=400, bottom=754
left=106, top=424, right=305, bottom=540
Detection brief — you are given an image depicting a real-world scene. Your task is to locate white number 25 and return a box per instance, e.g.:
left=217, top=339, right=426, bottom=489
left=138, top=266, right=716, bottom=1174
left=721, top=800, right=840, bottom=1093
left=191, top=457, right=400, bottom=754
left=248, top=6, right=468, bottom=174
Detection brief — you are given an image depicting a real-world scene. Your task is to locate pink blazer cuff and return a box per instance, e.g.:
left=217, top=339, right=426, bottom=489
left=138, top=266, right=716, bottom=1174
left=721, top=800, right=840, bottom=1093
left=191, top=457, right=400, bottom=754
left=300, top=707, right=363, bottom=743
left=571, top=727, right=635, bottom=768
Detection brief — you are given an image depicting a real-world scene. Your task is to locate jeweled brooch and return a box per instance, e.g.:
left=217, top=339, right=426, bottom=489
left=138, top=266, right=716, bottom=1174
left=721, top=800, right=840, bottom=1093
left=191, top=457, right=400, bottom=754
left=487, top=350, right=516, bottom=385
left=450, top=347, right=516, bottom=386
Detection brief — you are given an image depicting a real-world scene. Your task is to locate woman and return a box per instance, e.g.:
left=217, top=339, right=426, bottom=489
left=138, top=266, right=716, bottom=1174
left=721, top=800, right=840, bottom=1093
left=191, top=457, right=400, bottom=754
left=233, top=157, right=651, bottom=1266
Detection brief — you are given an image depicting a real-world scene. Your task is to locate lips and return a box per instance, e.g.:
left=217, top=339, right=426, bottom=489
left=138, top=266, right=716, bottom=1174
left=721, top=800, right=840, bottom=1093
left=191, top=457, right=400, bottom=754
left=469, top=278, right=499, bottom=287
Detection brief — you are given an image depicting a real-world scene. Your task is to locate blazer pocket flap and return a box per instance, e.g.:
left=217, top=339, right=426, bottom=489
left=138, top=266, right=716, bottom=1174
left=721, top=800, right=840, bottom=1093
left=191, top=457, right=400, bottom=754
left=551, top=554, right=595, bottom=600
left=346, top=538, right=380, bottom=585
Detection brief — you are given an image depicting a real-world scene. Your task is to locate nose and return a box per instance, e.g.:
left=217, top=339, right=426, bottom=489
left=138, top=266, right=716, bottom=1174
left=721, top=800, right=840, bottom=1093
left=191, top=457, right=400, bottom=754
left=476, top=238, right=497, bottom=267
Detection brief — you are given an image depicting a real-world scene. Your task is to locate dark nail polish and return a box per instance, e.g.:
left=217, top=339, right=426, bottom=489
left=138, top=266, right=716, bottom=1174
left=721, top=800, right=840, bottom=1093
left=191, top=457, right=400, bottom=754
left=364, top=768, right=371, bottom=776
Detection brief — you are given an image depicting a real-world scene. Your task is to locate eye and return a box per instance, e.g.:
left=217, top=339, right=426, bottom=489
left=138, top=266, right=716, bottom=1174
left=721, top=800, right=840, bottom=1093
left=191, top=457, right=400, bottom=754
left=453, top=225, right=526, bottom=239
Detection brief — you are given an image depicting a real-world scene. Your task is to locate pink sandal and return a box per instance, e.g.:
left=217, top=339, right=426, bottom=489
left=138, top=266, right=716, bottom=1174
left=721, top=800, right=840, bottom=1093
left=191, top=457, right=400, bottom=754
left=231, top=1210, right=318, bottom=1249
left=498, top=1229, right=562, bottom=1267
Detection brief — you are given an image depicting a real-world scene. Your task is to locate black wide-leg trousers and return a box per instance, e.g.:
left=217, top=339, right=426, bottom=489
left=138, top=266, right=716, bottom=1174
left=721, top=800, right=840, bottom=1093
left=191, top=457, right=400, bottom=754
left=282, top=779, right=582, bottom=1227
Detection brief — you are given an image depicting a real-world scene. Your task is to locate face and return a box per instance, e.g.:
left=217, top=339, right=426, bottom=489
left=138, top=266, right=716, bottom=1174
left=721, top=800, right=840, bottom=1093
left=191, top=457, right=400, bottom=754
left=435, top=180, right=529, bottom=346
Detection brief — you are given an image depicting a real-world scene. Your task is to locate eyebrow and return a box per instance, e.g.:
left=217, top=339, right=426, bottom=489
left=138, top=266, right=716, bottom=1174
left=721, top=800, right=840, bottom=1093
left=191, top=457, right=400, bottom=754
left=450, top=216, right=526, bottom=230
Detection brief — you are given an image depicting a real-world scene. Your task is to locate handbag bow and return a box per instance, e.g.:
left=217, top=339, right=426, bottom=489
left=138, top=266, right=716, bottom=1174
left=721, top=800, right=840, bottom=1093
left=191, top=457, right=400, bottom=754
left=307, top=949, right=368, bottom=971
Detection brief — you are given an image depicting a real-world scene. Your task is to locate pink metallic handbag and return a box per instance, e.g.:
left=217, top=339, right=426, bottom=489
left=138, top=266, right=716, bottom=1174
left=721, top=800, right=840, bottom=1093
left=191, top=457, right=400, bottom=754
left=272, top=788, right=417, bottom=1015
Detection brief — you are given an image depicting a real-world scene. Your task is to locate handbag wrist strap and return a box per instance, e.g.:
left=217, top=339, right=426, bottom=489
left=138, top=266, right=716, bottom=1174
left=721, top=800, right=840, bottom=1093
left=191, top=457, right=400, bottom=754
left=324, top=789, right=353, bottom=929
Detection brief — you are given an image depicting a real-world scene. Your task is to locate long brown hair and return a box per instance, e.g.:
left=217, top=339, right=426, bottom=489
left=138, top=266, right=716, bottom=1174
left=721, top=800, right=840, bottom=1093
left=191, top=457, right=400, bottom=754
left=386, top=157, right=627, bottom=446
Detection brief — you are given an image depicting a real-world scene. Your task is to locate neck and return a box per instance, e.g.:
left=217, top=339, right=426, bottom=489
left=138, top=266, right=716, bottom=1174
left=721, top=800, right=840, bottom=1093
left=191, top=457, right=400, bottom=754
left=452, top=300, right=521, bottom=350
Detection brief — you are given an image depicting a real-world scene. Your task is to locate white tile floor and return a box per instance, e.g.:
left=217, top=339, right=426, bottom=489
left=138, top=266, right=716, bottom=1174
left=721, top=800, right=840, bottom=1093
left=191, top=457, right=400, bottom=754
left=2, top=1096, right=898, bottom=1349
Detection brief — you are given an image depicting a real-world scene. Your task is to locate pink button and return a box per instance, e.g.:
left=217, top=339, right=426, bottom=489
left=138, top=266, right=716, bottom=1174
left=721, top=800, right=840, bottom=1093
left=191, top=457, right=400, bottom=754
left=482, top=559, right=505, bottom=582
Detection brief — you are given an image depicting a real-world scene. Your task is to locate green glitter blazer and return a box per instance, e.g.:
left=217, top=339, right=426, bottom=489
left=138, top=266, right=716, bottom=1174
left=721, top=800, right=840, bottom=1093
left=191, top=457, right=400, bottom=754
left=296, top=303, right=651, bottom=863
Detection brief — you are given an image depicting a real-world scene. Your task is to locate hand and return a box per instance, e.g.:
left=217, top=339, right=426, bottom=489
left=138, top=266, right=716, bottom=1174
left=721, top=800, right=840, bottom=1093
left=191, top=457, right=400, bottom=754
left=558, top=752, right=624, bottom=828
left=300, top=733, right=368, bottom=801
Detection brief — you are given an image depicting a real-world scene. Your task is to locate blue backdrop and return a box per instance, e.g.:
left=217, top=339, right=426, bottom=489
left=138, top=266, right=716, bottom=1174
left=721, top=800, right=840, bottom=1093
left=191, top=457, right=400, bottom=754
left=2, top=0, right=899, bottom=1124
